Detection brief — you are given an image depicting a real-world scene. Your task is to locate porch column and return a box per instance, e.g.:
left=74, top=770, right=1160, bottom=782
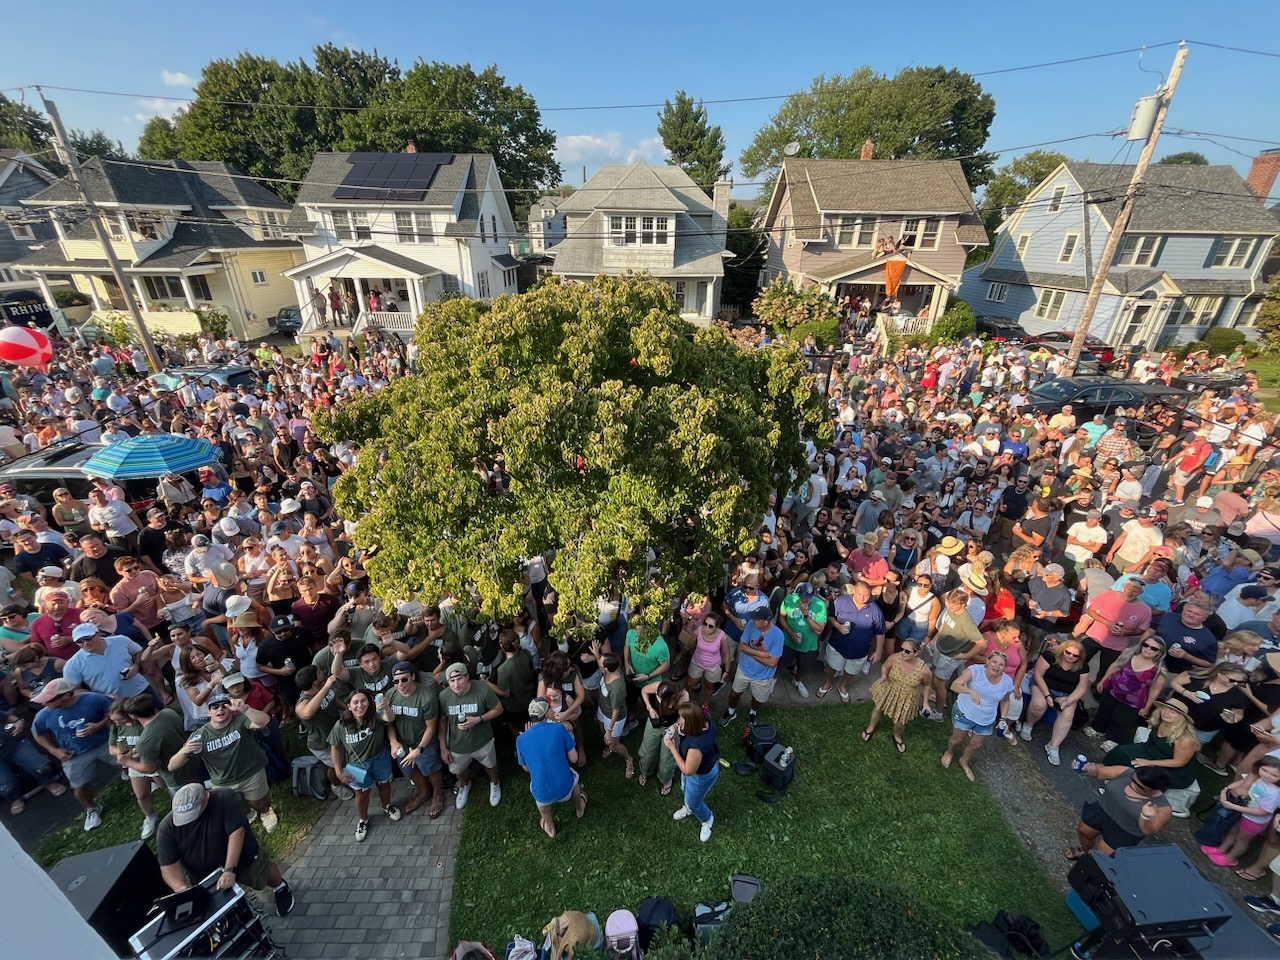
left=407, top=277, right=422, bottom=318
left=34, top=275, right=56, bottom=311
left=928, top=285, right=946, bottom=320
left=130, top=277, right=148, bottom=311
left=85, top=278, right=103, bottom=311
left=178, top=274, right=198, bottom=309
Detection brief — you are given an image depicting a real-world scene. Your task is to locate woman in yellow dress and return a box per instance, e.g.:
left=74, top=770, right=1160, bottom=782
left=862, top=641, right=933, bottom=753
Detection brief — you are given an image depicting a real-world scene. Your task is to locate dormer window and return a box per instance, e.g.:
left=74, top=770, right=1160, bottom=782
left=609, top=215, right=667, bottom=246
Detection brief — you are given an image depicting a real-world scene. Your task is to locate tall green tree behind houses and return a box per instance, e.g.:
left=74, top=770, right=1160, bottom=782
left=656, top=91, right=730, bottom=192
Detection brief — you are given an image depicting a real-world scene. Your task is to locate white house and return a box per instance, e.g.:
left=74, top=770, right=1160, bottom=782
left=283, top=148, right=521, bottom=335
left=550, top=162, right=731, bottom=323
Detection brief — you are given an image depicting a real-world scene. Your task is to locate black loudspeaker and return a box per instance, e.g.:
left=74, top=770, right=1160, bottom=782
left=49, top=840, right=169, bottom=958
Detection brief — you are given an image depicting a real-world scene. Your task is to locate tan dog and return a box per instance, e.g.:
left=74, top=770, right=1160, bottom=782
left=542, top=911, right=596, bottom=960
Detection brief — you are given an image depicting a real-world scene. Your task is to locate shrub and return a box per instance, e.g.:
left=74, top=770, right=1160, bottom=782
left=701, top=874, right=988, bottom=960
left=752, top=277, right=840, bottom=332
left=194, top=305, right=230, bottom=340
left=53, top=289, right=91, bottom=308
left=1201, top=326, right=1246, bottom=355
left=904, top=334, right=931, bottom=348
left=930, top=299, right=977, bottom=342
left=645, top=924, right=699, bottom=960
left=790, top=316, right=840, bottom=350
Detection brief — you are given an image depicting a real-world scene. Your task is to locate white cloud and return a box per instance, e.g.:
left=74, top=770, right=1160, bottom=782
left=134, top=97, right=185, bottom=123
left=160, top=70, right=193, bottom=87
left=555, top=131, right=668, bottom=171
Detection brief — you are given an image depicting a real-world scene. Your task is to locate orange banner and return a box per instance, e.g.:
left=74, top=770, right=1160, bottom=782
left=884, top=260, right=906, bottom=296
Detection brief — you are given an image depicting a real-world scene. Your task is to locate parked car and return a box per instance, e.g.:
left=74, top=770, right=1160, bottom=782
left=1020, top=376, right=1191, bottom=447
left=976, top=315, right=1027, bottom=342
left=0, top=444, right=158, bottom=513
left=1017, top=331, right=1116, bottom=366
left=273, top=306, right=302, bottom=335
left=146, top=365, right=259, bottom=393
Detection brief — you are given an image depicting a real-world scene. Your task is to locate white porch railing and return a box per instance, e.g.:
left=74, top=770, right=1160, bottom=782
left=352, top=311, right=416, bottom=337
left=885, top=312, right=935, bottom=336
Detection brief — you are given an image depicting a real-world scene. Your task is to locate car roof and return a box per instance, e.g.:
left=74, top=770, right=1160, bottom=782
left=0, top=443, right=94, bottom=474
left=1037, top=376, right=1189, bottom=395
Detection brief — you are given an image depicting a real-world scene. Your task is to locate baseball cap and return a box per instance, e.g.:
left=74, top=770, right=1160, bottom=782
left=528, top=697, right=551, bottom=721
left=861, top=532, right=879, bottom=544
left=1137, top=507, right=1155, bottom=519
left=269, top=521, right=290, bottom=537
left=880, top=457, right=892, bottom=464
left=171, top=783, right=207, bottom=826
left=191, top=534, right=211, bottom=548
left=796, top=583, right=814, bottom=599
left=30, top=677, right=75, bottom=704
left=146, top=507, right=167, bottom=519
left=37, top=566, right=64, bottom=579
left=869, top=490, right=885, bottom=501
left=749, top=606, right=773, bottom=622
left=220, top=672, right=246, bottom=688
left=1242, top=585, right=1270, bottom=600
left=392, top=661, right=416, bottom=677
left=71, top=623, right=98, bottom=641
left=1196, top=496, right=1214, bottom=508
left=206, top=691, right=233, bottom=708
left=1119, top=500, right=1139, bottom=512
left=1086, top=509, right=1103, bottom=519
left=269, top=615, right=293, bottom=634
left=445, top=663, right=469, bottom=680
left=217, top=517, right=240, bottom=537
left=1043, top=563, right=1066, bottom=577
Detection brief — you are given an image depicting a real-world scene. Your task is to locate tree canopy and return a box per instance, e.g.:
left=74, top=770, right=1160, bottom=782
left=136, top=46, right=560, bottom=209
left=753, top=276, right=841, bottom=332
left=1158, top=151, right=1209, bottom=166
left=722, top=204, right=767, bottom=311
left=656, top=90, right=730, bottom=192
left=313, top=275, right=828, bottom=631
left=973, top=149, right=1070, bottom=262
left=739, top=66, right=997, bottom=192
left=1254, top=275, right=1280, bottom=353
left=0, top=93, right=129, bottom=176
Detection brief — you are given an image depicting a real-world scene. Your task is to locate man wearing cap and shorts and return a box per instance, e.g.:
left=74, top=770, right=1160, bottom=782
left=846, top=533, right=889, bottom=592
left=157, top=783, right=294, bottom=916
left=30, top=679, right=115, bottom=830
left=33, top=565, right=81, bottom=608
left=169, top=690, right=280, bottom=833
left=293, top=664, right=354, bottom=800
left=62, top=622, right=151, bottom=699
left=923, top=591, right=986, bottom=721
left=720, top=607, right=783, bottom=727
left=184, top=534, right=234, bottom=586
left=517, top=697, right=586, bottom=838
left=439, top=662, right=503, bottom=809
left=779, top=583, right=826, bottom=698
left=1025, top=564, right=1072, bottom=639
left=822, top=580, right=885, bottom=700
left=383, top=661, right=444, bottom=817
left=1063, top=510, right=1108, bottom=576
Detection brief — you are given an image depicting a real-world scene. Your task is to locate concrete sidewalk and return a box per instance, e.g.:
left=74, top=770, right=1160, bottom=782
left=270, top=778, right=461, bottom=960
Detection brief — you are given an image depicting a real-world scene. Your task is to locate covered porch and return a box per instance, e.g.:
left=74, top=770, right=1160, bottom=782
left=808, top=252, right=957, bottom=323
left=283, top=246, right=441, bottom=336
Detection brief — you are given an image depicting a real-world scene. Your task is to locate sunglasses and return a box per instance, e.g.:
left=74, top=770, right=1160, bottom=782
left=901, top=647, right=918, bottom=656
left=393, top=676, right=414, bottom=684
left=1062, top=651, right=1081, bottom=659
left=1140, top=643, right=1161, bottom=651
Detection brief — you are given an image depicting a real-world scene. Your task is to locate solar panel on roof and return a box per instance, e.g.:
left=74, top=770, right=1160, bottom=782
left=333, top=152, right=455, bottom=202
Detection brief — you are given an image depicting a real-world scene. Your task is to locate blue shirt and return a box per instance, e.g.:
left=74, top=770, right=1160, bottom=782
left=1112, top=574, right=1172, bottom=615
left=679, top=725, right=720, bottom=775
left=737, top=622, right=784, bottom=681
left=63, top=634, right=148, bottom=698
left=1200, top=565, right=1252, bottom=601
left=830, top=598, right=885, bottom=660
left=1155, top=614, right=1218, bottom=675
left=722, top=587, right=764, bottom=642
left=32, top=692, right=112, bottom=755
left=516, top=720, right=576, bottom=805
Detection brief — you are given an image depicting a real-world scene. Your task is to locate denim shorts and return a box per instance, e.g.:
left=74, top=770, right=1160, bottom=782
left=345, top=747, right=392, bottom=789
left=951, top=702, right=996, bottom=737
left=407, top=740, right=443, bottom=777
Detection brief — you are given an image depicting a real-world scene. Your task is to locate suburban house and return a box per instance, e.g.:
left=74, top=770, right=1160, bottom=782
left=760, top=154, right=988, bottom=320
left=549, top=162, right=731, bottom=323
left=14, top=157, right=303, bottom=340
left=282, top=148, right=521, bottom=334
left=959, top=153, right=1280, bottom=348
left=528, top=195, right=566, bottom=253
left=0, top=150, right=59, bottom=298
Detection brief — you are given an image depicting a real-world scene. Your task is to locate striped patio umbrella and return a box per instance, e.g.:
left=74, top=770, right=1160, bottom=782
left=79, top=433, right=219, bottom=481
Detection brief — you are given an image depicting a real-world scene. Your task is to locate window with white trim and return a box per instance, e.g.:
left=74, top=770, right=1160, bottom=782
left=1237, top=298, right=1262, bottom=328
left=900, top=218, right=940, bottom=250
left=189, top=275, right=211, bottom=300
left=476, top=271, right=490, bottom=299
left=394, top=212, right=434, bottom=243
left=260, top=211, right=284, bottom=239
left=441, top=275, right=460, bottom=294
left=1059, top=234, right=1079, bottom=264
left=7, top=220, right=34, bottom=241
left=1048, top=186, right=1067, bottom=213
left=250, top=269, right=268, bottom=286
left=834, top=216, right=877, bottom=248
left=986, top=282, right=1008, bottom=303
left=1015, top=233, right=1031, bottom=259
left=502, top=268, right=517, bottom=288
left=1034, top=288, right=1067, bottom=321
left=142, top=275, right=185, bottom=300
left=491, top=215, right=498, bottom=242
left=639, top=216, right=669, bottom=245
left=1116, top=235, right=1160, bottom=267
left=609, top=215, right=667, bottom=247
left=1210, top=237, right=1260, bottom=269
left=1168, top=296, right=1223, bottom=327
left=331, top=210, right=370, bottom=241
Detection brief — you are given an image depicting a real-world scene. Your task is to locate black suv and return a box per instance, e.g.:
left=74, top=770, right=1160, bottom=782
left=976, top=315, right=1027, bottom=341
left=1020, top=376, right=1191, bottom=446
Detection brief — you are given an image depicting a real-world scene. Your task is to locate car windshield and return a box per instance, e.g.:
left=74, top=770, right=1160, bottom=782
left=1029, top=380, right=1077, bottom=402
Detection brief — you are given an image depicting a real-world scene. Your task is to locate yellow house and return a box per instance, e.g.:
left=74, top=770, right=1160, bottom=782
left=14, top=158, right=304, bottom=341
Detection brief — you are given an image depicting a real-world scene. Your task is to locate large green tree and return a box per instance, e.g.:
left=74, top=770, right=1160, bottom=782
left=1158, top=151, right=1209, bottom=166
left=722, top=203, right=767, bottom=311
left=739, top=66, right=997, bottom=191
left=973, top=149, right=1069, bottom=263
left=136, top=47, right=559, bottom=208
left=313, top=274, right=828, bottom=630
left=0, top=93, right=128, bottom=176
left=1254, top=275, right=1280, bottom=353
left=656, top=90, right=730, bottom=192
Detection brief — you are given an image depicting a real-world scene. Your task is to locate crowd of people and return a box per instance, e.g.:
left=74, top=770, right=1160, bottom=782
left=4, top=315, right=1280, bottom=921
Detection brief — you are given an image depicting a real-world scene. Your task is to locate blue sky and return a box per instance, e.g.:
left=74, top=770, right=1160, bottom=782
left=4, top=0, right=1279, bottom=197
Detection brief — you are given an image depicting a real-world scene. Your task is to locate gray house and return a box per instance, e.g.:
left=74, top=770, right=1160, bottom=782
left=0, top=150, right=58, bottom=295
left=959, top=157, right=1280, bottom=348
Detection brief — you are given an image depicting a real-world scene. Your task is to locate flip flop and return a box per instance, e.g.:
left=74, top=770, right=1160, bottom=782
left=637, top=775, right=648, bottom=787
left=660, top=782, right=672, bottom=796
left=9, top=799, right=25, bottom=816
left=860, top=729, right=874, bottom=742
left=839, top=689, right=850, bottom=703
left=428, top=800, right=444, bottom=820
left=45, top=783, right=66, bottom=798
left=403, top=795, right=427, bottom=815
left=1063, top=847, right=1085, bottom=862
left=817, top=686, right=832, bottom=698
left=575, top=790, right=588, bottom=819
left=894, top=737, right=906, bottom=754
left=1237, top=869, right=1267, bottom=882
left=1206, top=850, right=1239, bottom=867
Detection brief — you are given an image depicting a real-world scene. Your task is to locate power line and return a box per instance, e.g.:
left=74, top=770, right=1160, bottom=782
left=1184, top=40, right=1280, bottom=60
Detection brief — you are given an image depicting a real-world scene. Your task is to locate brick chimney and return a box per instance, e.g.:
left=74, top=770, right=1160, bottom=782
left=713, top=179, right=732, bottom=221
left=1245, top=149, right=1280, bottom=199
left=405, top=140, right=417, bottom=154
left=860, top=139, right=874, bottom=161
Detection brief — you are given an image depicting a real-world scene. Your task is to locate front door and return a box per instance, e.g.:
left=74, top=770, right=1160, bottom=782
left=1118, top=304, right=1152, bottom=347
left=101, top=275, right=127, bottom=309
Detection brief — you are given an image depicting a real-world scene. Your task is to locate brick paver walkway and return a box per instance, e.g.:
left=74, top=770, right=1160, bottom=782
left=270, top=778, right=461, bottom=959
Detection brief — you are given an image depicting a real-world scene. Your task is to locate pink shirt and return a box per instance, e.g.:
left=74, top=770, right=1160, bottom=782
left=1085, top=590, right=1152, bottom=651
left=846, top=549, right=889, bottom=583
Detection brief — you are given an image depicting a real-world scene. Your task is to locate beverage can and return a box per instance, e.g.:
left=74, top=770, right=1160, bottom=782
left=1072, top=754, right=1087, bottom=773
left=284, top=657, right=295, bottom=671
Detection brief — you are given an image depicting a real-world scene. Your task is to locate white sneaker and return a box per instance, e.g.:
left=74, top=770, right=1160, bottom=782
left=141, top=814, right=158, bottom=840
left=673, top=805, right=692, bottom=820
left=489, top=782, right=502, bottom=807
left=700, top=815, right=714, bottom=843
left=1082, top=726, right=1103, bottom=739
left=1099, top=739, right=1118, bottom=754
left=385, top=804, right=402, bottom=822
left=354, top=819, right=368, bottom=842
left=455, top=782, right=471, bottom=810
left=247, top=807, right=259, bottom=823
left=1018, top=724, right=1033, bottom=742
left=260, top=808, right=279, bottom=834
left=83, top=806, right=103, bottom=832
left=333, top=784, right=355, bottom=801
left=860, top=660, right=871, bottom=675
left=1046, top=745, right=1060, bottom=766
left=793, top=679, right=810, bottom=698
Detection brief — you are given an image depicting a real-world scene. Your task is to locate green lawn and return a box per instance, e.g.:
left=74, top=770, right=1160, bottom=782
left=451, top=705, right=1080, bottom=950
left=37, top=725, right=327, bottom=869
left=1246, top=357, right=1280, bottom=388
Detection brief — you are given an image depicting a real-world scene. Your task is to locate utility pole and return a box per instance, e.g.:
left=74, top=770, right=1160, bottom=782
left=1067, top=42, right=1188, bottom=367
left=37, top=90, right=164, bottom=372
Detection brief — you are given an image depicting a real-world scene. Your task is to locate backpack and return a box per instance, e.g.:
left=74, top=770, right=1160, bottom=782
left=637, top=897, right=679, bottom=950
left=742, top=723, right=776, bottom=763
left=603, top=910, right=640, bottom=958
left=692, top=900, right=731, bottom=945
left=291, top=755, right=329, bottom=800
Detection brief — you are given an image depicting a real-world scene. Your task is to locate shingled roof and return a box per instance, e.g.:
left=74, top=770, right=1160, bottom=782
left=291, top=152, right=476, bottom=208
left=769, top=158, right=987, bottom=244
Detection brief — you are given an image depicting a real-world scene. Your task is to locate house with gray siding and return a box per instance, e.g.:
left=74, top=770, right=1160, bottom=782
left=959, top=158, right=1280, bottom=349
left=760, top=157, right=988, bottom=318
left=0, top=150, right=57, bottom=295
left=549, top=162, right=730, bottom=323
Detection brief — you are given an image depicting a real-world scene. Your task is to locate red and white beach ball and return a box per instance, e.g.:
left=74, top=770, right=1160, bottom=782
left=0, top=325, right=53, bottom=367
